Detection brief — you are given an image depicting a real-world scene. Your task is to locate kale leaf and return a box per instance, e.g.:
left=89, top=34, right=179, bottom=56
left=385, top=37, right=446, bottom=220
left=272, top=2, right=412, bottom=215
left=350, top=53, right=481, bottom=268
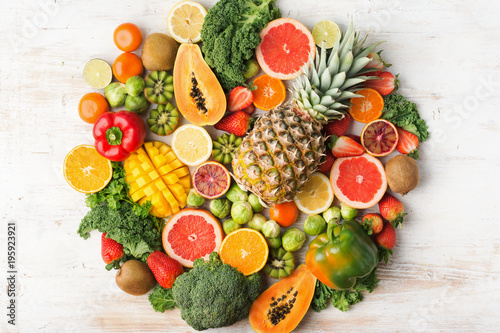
left=149, top=286, right=177, bottom=313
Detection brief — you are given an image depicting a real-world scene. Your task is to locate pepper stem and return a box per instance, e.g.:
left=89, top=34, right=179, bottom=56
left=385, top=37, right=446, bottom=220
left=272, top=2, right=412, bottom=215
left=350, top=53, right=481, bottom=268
left=327, top=218, right=341, bottom=243
left=105, top=127, right=123, bottom=146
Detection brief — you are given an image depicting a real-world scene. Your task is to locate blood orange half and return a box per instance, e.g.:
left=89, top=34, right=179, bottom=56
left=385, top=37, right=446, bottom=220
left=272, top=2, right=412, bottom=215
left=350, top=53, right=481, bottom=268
left=361, top=119, right=399, bottom=157
left=163, top=208, right=223, bottom=267
left=330, top=154, right=387, bottom=209
left=192, top=161, right=231, bottom=199
left=256, top=18, right=316, bottom=80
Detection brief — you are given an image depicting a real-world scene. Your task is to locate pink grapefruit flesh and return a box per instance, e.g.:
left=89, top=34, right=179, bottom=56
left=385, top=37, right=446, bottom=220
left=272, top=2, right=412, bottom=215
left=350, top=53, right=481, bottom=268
left=193, top=161, right=231, bottom=199
left=163, top=208, right=223, bottom=267
left=256, top=18, right=316, bottom=80
left=361, top=119, right=399, bottom=157
left=330, top=154, right=387, bottom=209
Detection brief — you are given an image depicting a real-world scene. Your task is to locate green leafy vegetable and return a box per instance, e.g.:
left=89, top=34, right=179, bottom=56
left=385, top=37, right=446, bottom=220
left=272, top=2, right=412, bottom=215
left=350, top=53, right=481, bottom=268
left=311, top=268, right=379, bottom=312
left=200, top=0, right=280, bottom=90
left=382, top=93, right=429, bottom=141
left=149, top=286, right=177, bottom=312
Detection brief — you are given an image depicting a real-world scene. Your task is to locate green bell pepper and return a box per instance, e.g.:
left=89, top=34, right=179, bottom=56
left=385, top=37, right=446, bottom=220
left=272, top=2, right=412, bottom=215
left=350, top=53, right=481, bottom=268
left=305, top=219, right=378, bottom=290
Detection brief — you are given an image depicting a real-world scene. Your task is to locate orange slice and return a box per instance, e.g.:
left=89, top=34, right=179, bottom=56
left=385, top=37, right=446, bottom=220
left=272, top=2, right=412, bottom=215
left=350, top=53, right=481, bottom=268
left=348, top=88, right=384, bottom=123
left=63, top=145, right=112, bottom=193
left=219, top=228, right=269, bottom=276
left=252, top=74, right=286, bottom=111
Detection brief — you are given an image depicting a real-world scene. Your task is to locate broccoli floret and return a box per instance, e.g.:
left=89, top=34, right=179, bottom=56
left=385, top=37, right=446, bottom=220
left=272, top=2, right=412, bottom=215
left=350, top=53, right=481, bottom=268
left=172, top=252, right=262, bottom=331
left=200, top=0, right=280, bottom=90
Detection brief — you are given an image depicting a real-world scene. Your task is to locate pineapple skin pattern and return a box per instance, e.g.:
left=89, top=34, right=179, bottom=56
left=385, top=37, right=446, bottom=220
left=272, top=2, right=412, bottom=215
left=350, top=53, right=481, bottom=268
left=232, top=22, right=381, bottom=204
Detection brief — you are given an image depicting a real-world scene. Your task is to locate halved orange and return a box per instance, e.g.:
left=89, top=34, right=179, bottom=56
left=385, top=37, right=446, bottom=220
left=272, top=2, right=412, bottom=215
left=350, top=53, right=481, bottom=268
left=348, top=88, right=384, bottom=123
left=219, top=228, right=269, bottom=276
left=252, top=74, right=286, bottom=111
left=63, top=145, right=112, bottom=193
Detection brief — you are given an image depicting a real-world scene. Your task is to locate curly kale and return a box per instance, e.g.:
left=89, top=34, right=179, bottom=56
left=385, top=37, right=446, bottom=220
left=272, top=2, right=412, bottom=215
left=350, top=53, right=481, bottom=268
left=200, top=0, right=280, bottom=90
left=311, top=268, right=379, bottom=312
left=149, top=286, right=177, bottom=313
left=382, top=93, right=429, bottom=142
left=78, top=201, right=161, bottom=263
left=172, top=252, right=262, bottom=331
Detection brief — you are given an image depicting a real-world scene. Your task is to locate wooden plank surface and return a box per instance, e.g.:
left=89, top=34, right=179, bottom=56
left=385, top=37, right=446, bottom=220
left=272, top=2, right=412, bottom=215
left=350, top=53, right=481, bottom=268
left=1, top=0, right=500, bottom=332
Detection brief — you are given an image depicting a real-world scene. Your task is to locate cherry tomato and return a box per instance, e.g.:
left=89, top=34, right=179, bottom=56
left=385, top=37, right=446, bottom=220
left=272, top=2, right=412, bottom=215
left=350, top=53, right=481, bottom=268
left=78, top=93, right=109, bottom=124
left=270, top=202, right=299, bottom=228
left=112, top=52, right=143, bottom=83
left=113, top=23, right=143, bottom=52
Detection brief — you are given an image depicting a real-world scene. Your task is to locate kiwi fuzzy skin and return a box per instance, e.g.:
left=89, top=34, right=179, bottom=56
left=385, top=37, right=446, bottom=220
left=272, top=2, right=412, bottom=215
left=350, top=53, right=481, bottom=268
left=385, top=155, right=419, bottom=195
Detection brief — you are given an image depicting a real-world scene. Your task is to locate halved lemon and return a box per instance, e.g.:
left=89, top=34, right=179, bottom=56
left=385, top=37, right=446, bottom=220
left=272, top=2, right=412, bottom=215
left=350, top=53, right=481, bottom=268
left=171, top=124, right=212, bottom=166
left=312, top=20, right=341, bottom=49
left=63, top=145, right=112, bottom=193
left=294, top=172, right=334, bottom=215
left=167, top=0, right=207, bottom=44
left=83, top=59, right=112, bottom=89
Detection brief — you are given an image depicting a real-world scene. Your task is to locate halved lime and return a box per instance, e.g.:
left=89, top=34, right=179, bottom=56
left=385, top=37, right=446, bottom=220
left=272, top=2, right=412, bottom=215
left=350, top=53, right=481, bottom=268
left=312, top=20, right=341, bottom=49
left=83, top=58, right=112, bottom=89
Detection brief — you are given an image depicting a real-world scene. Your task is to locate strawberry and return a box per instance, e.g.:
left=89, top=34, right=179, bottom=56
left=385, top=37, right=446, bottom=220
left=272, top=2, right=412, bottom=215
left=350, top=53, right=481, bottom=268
left=362, top=213, right=384, bottom=235
left=317, top=149, right=336, bottom=174
left=242, top=103, right=255, bottom=115
left=375, top=222, right=396, bottom=263
left=214, top=111, right=251, bottom=137
left=363, top=52, right=385, bottom=76
left=147, top=251, right=184, bottom=289
left=378, top=193, right=406, bottom=228
left=227, top=86, right=254, bottom=112
left=365, top=72, right=399, bottom=96
left=397, top=127, right=419, bottom=159
left=345, top=134, right=361, bottom=144
left=331, top=136, right=365, bottom=158
left=323, top=114, right=351, bottom=137
left=101, top=233, right=124, bottom=270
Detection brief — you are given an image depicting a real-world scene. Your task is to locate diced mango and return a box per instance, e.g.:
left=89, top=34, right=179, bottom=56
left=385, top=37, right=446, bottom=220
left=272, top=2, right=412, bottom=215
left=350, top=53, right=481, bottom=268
left=136, top=174, right=152, bottom=188
left=129, top=182, right=141, bottom=195
left=141, top=161, right=154, bottom=172
left=154, top=178, right=167, bottom=191
left=167, top=183, right=185, bottom=199
left=159, top=144, right=171, bottom=155
left=183, top=186, right=191, bottom=193
left=172, top=166, right=190, bottom=178
left=148, top=170, right=160, bottom=181
left=153, top=141, right=163, bottom=148
left=132, top=167, right=144, bottom=178
left=153, top=154, right=168, bottom=168
left=131, top=188, right=146, bottom=202
left=177, top=175, right=191, bottom=189
left=143, top=183, right=158, bottom=197
left=144, top=142, right=154, bottom=151
left=162, top=188, right=178, bottom=208
left=165, top=151, right=177, bottom=164
left=171, top=204, right=180, bottom=214
left=162, top=173, right=179, bottom=185
left=158, top=164, right=173, bottom=176
left=148, top=147, right=160, bottom=159
left=169, top=159, right=184, bottom=170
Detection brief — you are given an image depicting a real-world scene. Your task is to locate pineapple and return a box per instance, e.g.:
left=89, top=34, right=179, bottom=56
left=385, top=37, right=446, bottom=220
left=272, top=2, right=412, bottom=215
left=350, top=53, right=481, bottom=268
left=231, top=22, right=381, bottom=204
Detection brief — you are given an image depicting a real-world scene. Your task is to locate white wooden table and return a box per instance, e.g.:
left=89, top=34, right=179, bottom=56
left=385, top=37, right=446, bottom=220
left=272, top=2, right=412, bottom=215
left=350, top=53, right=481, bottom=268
left=1, top=0, right=500, bottom=332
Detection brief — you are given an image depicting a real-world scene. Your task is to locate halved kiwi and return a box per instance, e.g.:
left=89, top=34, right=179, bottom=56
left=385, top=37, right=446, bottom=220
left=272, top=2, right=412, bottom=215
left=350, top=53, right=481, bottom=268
left=263, top=248, right=295, bottom=279
left=144, top=71, right=174, bottom=104
left=147, top=102, right=179, bottom=136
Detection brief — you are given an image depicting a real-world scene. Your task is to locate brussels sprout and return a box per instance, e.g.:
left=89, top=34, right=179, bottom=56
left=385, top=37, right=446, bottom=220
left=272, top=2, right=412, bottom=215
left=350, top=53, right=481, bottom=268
left=125, top=93, right=149, bottom=114
left=104, top=82, right=127, bottom=108
left=261, top=220, right=280, bottom=238
left=303, top=215, right=327, bottom=236
left=248, top=213, right=266, bottom=231
left=186, top=189, right=205, bottom=208
left=323, top=206, right=341, bottom=223
left=226, top=183, right=248, bottom=202
left=231, top=201, right=253, bottom=224
left=243, top=58, right=260, bottom=80
left=125, top=75, right=145, bottom=97
left=282, top=228, right=306, bottom=252
left=210, top=198, right=231, bottom=219
left=340, top=203, right=358, bottom=220
left=266, top=237, right=282, bottom=249
left=248, top=193, right=264, bottom=213
left=223, top=218, right=240, bottom=235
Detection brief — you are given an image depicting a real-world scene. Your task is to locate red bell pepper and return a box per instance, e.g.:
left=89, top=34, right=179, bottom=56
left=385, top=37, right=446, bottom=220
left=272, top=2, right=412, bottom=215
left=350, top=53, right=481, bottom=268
left=93, top=111, right=146, bottom=161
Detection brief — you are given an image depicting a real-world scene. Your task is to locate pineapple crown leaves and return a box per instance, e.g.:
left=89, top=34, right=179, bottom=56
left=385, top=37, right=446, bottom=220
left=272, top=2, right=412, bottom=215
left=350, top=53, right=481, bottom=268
left=292, top=20, right=384, bottom=121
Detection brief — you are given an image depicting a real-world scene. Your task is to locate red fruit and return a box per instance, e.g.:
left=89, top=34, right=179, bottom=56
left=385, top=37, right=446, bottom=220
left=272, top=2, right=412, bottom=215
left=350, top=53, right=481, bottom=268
left=147, top=250, right=184, bottom=289
left=363, top=52, right=384, bottom=76
left=362, top=213, right=384, bottom=235
left=345, top=134, right=361, bottom=144
left=375, top=222, right=396, bottom=250
left=242, top=103, right=256, bottom=115
left=397, top=127, right=419, bottom=158
left=365, top=72, right=399, bottom=96
left=101, top=233, right=124, bottom=269
left=378, top=193, right=406, bottom=227
left=323, top=114, right=351, bottom=137
left=331, top=136, right=364, bottom=158
left=228, top=86, right=254, bottom=112
left=214, top=111, right=251, bottom=137
left=317, top=149, right=336, bottom=174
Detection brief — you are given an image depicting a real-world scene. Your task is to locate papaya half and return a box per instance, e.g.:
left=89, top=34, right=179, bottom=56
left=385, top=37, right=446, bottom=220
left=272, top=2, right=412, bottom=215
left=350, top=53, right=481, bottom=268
left=249, top=264, right=316, bottom=333
left=173, top=43, right=226, bottom=126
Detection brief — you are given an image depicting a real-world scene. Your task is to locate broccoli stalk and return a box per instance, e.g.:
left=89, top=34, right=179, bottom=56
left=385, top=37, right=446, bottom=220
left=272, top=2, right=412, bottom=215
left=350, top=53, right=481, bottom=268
left=172, top=252, right=262, bottom=331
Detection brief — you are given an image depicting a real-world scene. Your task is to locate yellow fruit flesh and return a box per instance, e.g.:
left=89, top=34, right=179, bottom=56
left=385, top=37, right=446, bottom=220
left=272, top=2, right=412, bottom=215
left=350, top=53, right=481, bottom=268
left=124, top=141, right=191, bottom=218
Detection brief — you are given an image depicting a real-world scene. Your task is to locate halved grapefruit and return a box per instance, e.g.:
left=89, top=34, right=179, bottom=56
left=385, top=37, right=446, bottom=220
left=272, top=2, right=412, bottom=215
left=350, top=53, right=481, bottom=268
left=162, top=208, right=223, bottom=267
left=256, top=18, right=316, bottom=80
left=330, top=154, right=387, bottom=209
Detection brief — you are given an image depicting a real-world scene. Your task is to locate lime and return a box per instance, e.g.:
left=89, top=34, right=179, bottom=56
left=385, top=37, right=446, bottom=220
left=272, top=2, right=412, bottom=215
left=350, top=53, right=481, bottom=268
left=83, top=58, right=112, bottom=89
left=312, top=20, right=341, bottom=49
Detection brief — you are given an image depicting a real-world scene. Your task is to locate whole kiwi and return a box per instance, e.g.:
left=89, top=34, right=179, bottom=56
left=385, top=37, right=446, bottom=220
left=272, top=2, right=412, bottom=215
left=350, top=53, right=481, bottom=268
left=141, top=33, right=179, bottom=71
left=115, top=260, right=156, bottom=296
left=385, top=155, right=419, bottom=195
